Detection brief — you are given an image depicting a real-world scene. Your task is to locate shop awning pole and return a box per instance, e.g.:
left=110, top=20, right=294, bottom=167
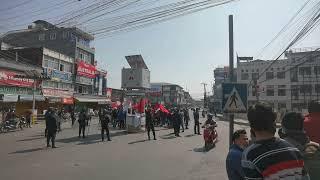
left=32, top=80, right=36, bottom=124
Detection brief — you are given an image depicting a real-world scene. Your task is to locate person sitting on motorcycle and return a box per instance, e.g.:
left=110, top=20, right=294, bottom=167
left=203, top=113, right=217, bottom=128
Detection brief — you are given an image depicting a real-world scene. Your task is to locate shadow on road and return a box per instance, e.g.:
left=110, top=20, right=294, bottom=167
left=193, top=144, right=215, bottom=153
left=56, top=130, right=127, bottom=144
left=128, top=139, right=149, bottom=145
left=185, top=134, right=197, bottom=138
left=17, top=137, right=44, bottom=142
left=9, top=147, right=44, bottom=154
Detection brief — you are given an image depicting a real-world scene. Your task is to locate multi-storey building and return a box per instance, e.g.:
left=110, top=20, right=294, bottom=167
left=286, top=48, right=320, bottom=111
left=0, top=20, right=96, bottom=96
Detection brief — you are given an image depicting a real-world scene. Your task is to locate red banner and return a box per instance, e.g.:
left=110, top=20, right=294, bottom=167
left=62, top=97, right=74, bottom=104
left=77, top=60, right=96, bottom=78
left=0, top=70, right=34, bottom=87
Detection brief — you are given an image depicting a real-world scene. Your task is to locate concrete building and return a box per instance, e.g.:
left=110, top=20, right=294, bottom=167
left=0, top=20, right=96, bottom=96
left=212, top=66, right=236, bottom=113
left=286, top=48, right=320, bottom=111
left=237, top=58, right=291, bottom=111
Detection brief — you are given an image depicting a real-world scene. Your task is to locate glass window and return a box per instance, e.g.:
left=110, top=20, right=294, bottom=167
left=266, top=72, right=274, bottom=80
left=315, top=66, right=320, bottom=75
left=299, top=67, right=311, bottom=76
left=278, top=85, right=286, bottom=96
left=291, top=68, right=298, bottom=82
left=50, top=33, right=56, bottom=40
left=277, top=72, right=285, bottom=79
left=291, top=85, right=299, bottom=100
left=252, top=86, right=256, bottom=97
left=43, top=59, right=48, bottom=67
left=39, top=34, right=45, bottom=41
left=62, top=31, right=69, bottom=39
left=241, top=73, right=249, bottom=80
left=60, top=64, right=64, bottom=71
left=300, top=85, right=312, bottom=94
left=266, top=85, right=274, bottom=96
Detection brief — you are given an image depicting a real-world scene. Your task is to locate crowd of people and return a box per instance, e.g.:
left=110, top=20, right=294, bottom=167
left=226, top=100, right=320, bottom=180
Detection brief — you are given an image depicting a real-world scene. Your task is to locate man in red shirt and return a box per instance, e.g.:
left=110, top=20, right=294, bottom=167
left=304, top=100, right=320, bottom=144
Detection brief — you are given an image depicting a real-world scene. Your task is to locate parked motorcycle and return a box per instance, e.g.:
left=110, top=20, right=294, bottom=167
left=202, top=123, right=218, bottom=151
left=18, top=117, right=27, bottom=130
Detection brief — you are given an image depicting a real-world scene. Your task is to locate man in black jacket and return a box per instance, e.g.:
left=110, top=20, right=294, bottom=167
left=45, top=108, right=57, bottom=148
left=101, top=108, right=111, bottom=141
left=173, top=108, right=181, bottom=137
left=145, top=107, right=156, bottom=140
left=78, top=109, right=87, bottom=138
left=193, top=108, right=200, bottom=135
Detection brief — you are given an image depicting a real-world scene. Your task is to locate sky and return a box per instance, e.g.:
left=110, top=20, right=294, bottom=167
left=1, top=0, right=320, bottom=99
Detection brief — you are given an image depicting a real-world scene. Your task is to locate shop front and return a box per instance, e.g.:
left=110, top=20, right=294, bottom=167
left=41, top=88, right=74, bottom=113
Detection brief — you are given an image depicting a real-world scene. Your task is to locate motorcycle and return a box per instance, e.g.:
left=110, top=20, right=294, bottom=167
left=18, top=117, right=27, bottom=130
left=3, top=119, right=18, bottom=132
left=202, top=123, right=218, bottom=151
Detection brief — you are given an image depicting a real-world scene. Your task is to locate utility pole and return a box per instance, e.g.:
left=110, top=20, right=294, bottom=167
left=228, top=15, right=235, bottom=148
left=201, top=82, right=207, bottom=108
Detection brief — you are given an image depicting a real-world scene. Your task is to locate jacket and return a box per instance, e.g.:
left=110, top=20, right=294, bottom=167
left=304, top=112, right=320, bottom=144
left=226, top=144, right=244, bottom=180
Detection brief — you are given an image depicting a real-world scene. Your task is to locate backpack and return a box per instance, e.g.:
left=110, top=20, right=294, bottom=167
left=303, top=141, right=320, bottom=179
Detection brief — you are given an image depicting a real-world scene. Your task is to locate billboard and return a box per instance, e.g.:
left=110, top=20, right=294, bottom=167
left=121, top=68, right=150, bottom=89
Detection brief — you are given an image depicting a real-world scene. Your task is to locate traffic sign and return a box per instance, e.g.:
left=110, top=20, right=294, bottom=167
left=222, top=83, right=247, bottom=113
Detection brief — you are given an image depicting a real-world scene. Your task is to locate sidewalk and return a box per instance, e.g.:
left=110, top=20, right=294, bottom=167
left=216, top=114, right=281, bottom=128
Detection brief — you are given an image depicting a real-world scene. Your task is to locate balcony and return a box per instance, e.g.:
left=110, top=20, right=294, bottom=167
left=76, top=42, right=95, bottom=54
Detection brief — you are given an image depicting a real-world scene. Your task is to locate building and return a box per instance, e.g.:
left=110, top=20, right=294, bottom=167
left=212, top=66, right=236, bottom=113
left=237, top=57, right=291, bottom=111
left=161, top=83, right=184, bottom=106
left=286, top=48, right=320, bottom=111
left=0, top=20, right=97, bottom=96
left=0, top=51, right=44, bottom=118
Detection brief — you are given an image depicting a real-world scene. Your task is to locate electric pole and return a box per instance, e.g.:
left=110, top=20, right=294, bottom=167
left=201, top=83, right=207, bottom=109
left=228, top=15, right=235, bottom=148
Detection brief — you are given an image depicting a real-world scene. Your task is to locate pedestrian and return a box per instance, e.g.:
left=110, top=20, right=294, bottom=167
left=45, top=108, right=57, bottom=148
left=26, top=111, right=31, bottom=128
left=183, top=108, right=190, bottom=129
left=71, top=109, right=76, bottom=126
left=100, top=108, right=111, bottom=142
left=279, top=112, right=320, bottom=179
left=226, top=129, right=248, bottom=180
left=242, top=102, right=309, bottom=179
left=173, top=108, right=181, bottom=137
left=145, top=107, right=156, bottom=140
left=112, top=108, right=118, bottom=128
left=304, top=100, right=320, bottom=144
left=55, top=108, right=62, bottom=132
left=193, top=108, right=200, bottom=135
left=78, top=109, right=87, bottom=138
left=179, top=109, right=184, bottom=132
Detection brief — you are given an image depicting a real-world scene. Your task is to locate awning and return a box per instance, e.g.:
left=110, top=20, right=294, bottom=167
left=75, top=97, right=111, bottom=103
left=19, top=95, right=45, bottom=101
left=1, top=94, right=19, bottom=102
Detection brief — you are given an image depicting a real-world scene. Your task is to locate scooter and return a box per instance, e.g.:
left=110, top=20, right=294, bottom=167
left=202, top=123, right=218, bottom=151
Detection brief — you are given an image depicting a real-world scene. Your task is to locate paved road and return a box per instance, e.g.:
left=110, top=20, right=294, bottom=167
left=0, top=114, right=249, bottom=180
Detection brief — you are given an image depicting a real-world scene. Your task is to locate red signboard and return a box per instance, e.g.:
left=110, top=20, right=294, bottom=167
left=77, top=60, right=96, bottom=78
left=62, top=97, right=74, bottom=104
left=0, top=70, right=34, bottom=87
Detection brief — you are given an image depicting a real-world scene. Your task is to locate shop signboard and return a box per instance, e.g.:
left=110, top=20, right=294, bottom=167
left=0, top=86, right=40, bottom=95
left=77, top=60, right=96, bottom=78
left=42, top=88, right=73, bottom=97
left=0, top=70, right=34, bottom=87
left=44, top=68, right=72, bottom=82
left=62, top=97, right=74, bottom=104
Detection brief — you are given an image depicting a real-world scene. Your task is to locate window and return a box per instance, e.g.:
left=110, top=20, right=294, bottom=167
left=300, top=85, right=312, bottom=94
left=315, top=66, right=320, bottom=75
left=299, top=67, right=311, bottom=76
left=271, top=68, right=273, bottom=71
left=43, top=59, right=48, bottom=67
left=50, top=33, right=56, bottom=40
left=256, top=69, right=259, bottom=72
left=282, top=67, right=285, bottom=70
left=59, top=64, right=64, bottom=71
left=62, top=31, right=69, bottom=39
left=252, top=86, right=256, bottom=97
left=291, top=85, right=299, bottom=100
left=64, top=63, right=72, bottom=73
left=290, top=68, right=298, bottom=82
left=266, top=72, right=274, bottom=80
left=252, top=73, right=259, bottom=80
left=245, top=70, right=248, bottom=72
left=278, top=85, right=286, bottom=96
left=241, top=69, right=244, bottom=72
left=266, top=85, right=274, bottom=96
left=241, top=73, right=249, bottom=80
left=277, top=72, right=285, bottom=79
left=39, top=34, right=45, bottom=41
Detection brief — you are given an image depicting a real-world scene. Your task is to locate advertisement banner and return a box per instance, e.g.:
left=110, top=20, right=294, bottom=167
left=77, top=60, right=96, bottom=78
left=44, top=68, right=72, bottom=82
left=62, top=97, right=74, bottom=104
left=0, top=70, right=34, bottom=87
left=42, top=88, right=73, bottom=98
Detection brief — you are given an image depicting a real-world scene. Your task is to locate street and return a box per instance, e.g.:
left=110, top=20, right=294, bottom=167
left=0, top=115, right=249, bottom=180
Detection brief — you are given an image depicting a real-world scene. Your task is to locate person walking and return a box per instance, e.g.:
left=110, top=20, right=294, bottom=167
left=78, top=109, right=87, bottom=138
left=45, top=108, right=57, bottom=148
left=242, top=102, right=309, bottom=179
left=71, top=109, right=76, bottom=126
left=145, top=107, right=156, bottom=140
left=183, top=108, right=190, bottom=129
left=226, top=129, right=248, bottom=180
left=26, top=111, right=31, bottom=128
left=179, top=109, right=184, bottom=132
left=193, top=108, right=200, bottom=135
left=100, top=108, right=111, bottom=142
left=173, top=108, right=181, bottom=137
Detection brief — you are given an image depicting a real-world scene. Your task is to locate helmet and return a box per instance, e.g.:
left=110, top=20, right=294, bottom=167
left=207, top=113, right=213, bottom=120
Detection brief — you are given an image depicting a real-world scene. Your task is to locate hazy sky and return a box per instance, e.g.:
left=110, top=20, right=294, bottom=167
left=1, top=0, right=320, bottom=99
